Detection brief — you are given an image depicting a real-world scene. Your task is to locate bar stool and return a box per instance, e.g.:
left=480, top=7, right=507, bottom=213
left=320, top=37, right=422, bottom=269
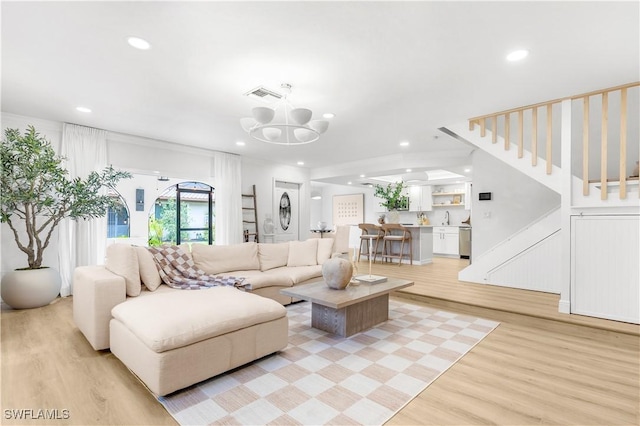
left=357, top=223, right=384, bottom=263
left=381, top=223, right=413, bottom=266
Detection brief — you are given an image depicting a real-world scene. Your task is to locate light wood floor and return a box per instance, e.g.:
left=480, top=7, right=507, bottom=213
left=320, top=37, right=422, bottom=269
left=1, top=258, right=638, bottom=425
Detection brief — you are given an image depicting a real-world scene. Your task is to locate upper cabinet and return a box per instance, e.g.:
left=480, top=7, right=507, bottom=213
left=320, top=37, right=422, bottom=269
left=408, top=185, right=432, bottom=212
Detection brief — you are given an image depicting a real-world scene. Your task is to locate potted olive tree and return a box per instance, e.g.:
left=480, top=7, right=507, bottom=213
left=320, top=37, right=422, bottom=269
left=373, top=181, right=408, bottom=223
left=0, top=126, right=131, bottom=309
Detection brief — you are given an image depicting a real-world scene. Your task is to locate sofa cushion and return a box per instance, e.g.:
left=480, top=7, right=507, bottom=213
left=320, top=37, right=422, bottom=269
left=266, top=265, right=322, bottom=284
left=332, top=225, right=351, bottom=254
left=105, top=243, right=141, bottom=297
left=258, top=242, right=290, bottom=271
left=111, top=286, right=286, bottom=353
left=191, top=242, right=260, bottom=275
left=287, top=239, right=318, bottom=267
left=134, top=246, right=162, bottom=291
left=230, top=270, right=295, bottom=290
left=317, top=238, right=334, bottom=264
left=179, top=243, right=192, bottom=260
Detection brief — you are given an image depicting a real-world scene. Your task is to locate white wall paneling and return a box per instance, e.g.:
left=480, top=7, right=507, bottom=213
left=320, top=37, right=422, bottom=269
left=486, top=231, right=562, bottom=293
left=571, top=215, right=640, bottom=324
left=459, top=207, right=561, bottom=286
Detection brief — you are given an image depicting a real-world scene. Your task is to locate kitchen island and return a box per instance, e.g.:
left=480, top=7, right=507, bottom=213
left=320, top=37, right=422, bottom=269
left=391, top=225, right=433, bottom=265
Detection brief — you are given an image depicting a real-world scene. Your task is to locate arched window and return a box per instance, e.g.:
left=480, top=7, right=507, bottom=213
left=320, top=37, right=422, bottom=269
left=107, top=189, right=130, bottom=238
left=149, top=181, right=215, bottom=246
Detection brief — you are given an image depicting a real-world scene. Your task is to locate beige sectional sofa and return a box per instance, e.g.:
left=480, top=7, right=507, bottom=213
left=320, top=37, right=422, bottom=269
left=72, top=237, right=343, bottom=396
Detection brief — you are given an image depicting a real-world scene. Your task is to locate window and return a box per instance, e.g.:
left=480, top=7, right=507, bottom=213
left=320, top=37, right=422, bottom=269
left=149, top=181, right=215, bottom=246
left=107, top=190, right=130, bottom=238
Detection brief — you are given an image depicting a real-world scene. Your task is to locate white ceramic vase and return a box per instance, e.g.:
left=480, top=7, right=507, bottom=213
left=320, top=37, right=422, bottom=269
left=263, top=215, right=275, bottom=234
left=1, top=267, right=61, bottom=309
left=387, top=210, right=400, bottom=224
left=322, top=258, right=353, bottom=290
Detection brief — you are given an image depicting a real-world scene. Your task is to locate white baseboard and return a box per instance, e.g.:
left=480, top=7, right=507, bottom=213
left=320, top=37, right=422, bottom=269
left=558, top=299, right=570, bottom=314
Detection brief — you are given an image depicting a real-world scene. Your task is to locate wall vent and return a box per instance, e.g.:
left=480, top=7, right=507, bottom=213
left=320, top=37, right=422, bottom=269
left=244, top=86, right=283, bottom=103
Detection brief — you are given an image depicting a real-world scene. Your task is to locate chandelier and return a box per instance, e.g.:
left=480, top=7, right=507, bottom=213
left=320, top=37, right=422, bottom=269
left=240, top=84, right=329, bottom=145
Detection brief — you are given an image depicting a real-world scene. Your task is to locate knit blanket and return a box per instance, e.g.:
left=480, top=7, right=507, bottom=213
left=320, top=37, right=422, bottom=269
left=147, top=245, right=246, bottom=290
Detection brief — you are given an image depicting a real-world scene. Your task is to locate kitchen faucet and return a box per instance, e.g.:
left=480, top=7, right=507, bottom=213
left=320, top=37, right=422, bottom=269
left=443, top=210, right=450, bottom=225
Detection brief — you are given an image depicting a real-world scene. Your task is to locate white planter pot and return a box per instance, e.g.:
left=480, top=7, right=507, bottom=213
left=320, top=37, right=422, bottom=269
left=387, top=210, right=400, bottom=224
left=1, top=267, right=61, bottom=309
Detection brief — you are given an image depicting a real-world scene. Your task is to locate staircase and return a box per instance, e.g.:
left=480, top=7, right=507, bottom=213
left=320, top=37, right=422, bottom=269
left=442, top=82, right=640, bottom=323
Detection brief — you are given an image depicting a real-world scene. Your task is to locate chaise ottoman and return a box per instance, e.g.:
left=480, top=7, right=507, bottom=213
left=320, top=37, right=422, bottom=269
left=109, top=286, right=288, bottom=396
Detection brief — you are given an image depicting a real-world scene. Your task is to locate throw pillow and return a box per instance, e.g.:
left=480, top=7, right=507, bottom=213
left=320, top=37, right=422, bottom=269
left=105, top=244, right=141, bottom=297
left=287, top=239, right=318, bottom=267
left=317, top=238, right=334, bottom=264
left=134, top=246, right=162, bottom=291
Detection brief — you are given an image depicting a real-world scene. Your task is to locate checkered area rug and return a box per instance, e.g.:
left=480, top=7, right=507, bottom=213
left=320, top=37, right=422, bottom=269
left=158, top=299, right=499, bottom=425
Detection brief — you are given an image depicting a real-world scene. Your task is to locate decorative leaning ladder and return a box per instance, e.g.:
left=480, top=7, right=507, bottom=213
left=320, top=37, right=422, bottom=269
left=242, top=184, right=259, bottom=242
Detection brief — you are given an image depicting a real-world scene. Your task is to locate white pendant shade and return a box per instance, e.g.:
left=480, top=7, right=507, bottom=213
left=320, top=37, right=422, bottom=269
left=241, top=84, right=331, bottom=146
left=290, top=108, right=312, bottom=125
left=262, top=127, right=282, bottom=141
left=293, top=128, right=316, bottom=143
left=252, top=106, right=275, bottom=124
left=240, top=117, right=257, bottom=132
left=309, top=120, right=329, bottom=134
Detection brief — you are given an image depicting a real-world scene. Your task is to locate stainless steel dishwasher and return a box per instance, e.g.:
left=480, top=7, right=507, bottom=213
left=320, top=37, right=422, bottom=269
left=459, top=227, right=471, bottom=260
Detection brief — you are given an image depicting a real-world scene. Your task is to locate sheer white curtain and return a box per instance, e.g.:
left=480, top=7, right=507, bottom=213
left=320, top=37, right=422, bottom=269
left=213, top=152, right=243, bottom=245
left=58, top=124, right=108, bottom=296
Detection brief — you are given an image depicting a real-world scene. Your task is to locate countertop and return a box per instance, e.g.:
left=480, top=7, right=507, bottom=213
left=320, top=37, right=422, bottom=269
left=400, top=224, right=471, bottom=228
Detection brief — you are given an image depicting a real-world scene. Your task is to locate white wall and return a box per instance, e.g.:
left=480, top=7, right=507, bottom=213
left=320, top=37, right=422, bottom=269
left=241, top=157, right=311, bottom=241
left=471, top=149, right=561, bottom=258
left=1, top=112, right=312, bottom=279
left=309, top=183, right=377, bottom=228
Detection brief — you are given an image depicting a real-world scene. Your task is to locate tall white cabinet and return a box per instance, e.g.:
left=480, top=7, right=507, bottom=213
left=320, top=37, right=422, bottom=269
left=571, top=215, right=639, bottom=324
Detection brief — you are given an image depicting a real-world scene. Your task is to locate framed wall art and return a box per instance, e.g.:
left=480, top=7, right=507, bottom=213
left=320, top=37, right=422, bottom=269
left=332, top=193, right=364, bottom=226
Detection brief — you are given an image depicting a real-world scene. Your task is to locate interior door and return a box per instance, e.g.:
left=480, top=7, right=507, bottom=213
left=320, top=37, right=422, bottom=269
left=274, top=181, right=299, bottom=242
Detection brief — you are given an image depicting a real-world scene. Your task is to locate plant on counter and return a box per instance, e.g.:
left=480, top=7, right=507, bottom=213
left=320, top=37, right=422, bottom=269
left=373, top=181, right=409, bottom=210
left=1, top=126, right=132, bottom=269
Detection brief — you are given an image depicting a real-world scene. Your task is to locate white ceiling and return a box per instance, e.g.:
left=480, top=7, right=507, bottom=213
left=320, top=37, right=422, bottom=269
left=2, top=1, right=639, bottom=186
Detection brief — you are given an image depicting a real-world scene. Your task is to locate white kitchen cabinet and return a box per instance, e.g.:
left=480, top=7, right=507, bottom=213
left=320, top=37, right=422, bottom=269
left=408, top=185, right=432, bottom=212
left=433, top=226, right=459, bottom=256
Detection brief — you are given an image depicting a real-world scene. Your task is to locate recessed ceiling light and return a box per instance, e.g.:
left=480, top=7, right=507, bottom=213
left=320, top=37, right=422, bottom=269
left=297, top=161, right=305, bottom=166
left=506, top=49, right=529, bottom=62
left=127, top=36, right=151, bottom=50
left=406, top=169, right=412, bottom=173
left=323, top=113, right=335, bottom=119
left=360, top=174, right=365, bottom=178
left=347, top=181, right=352, bottom=185
left=399, top=141, right=410, bottom=147
left=236, top=141, right=245, bottom=146
left=464, top=168, right=471, bottom=173
left=76, top=106, right=91, bottom=113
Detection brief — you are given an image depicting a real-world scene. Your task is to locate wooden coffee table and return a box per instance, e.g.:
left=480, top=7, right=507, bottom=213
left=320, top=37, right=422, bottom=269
left=280, top=278, right=414, bottom=337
